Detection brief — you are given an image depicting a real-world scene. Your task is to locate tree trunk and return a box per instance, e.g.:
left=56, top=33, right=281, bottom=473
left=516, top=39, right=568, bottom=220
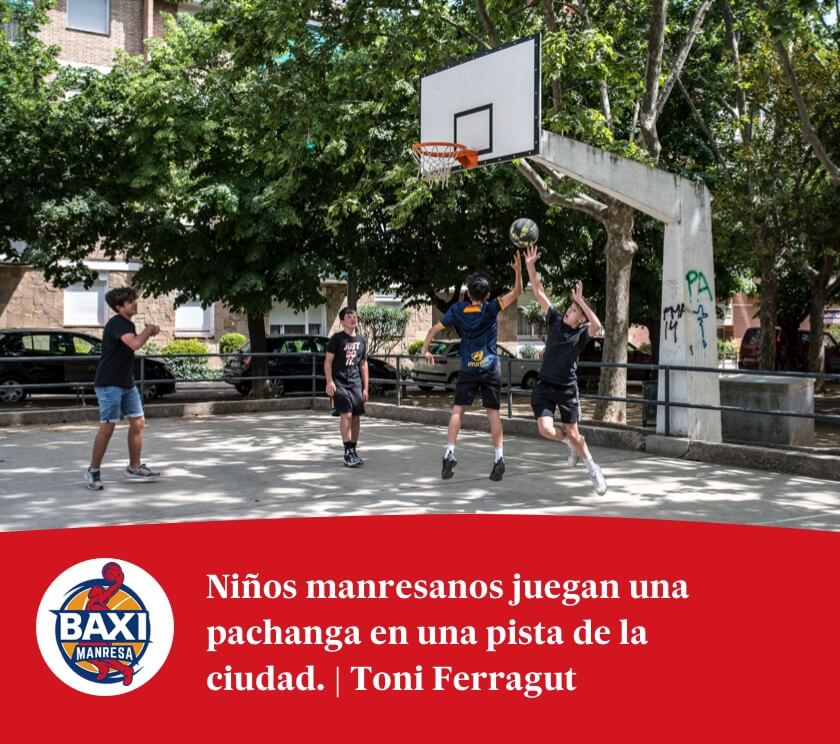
left=246, top=312, right=271, bottom=398
left=757, top=244, right=778, bottom=371
left=808, top=282, right=827, bottom=389
left=346, top=279, right=358, bottom=310
left=594, top=202, right=637, bottom=423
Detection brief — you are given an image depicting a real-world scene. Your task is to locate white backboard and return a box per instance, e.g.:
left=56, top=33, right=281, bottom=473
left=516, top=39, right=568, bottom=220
left=419, top=34, right=541, bottom=170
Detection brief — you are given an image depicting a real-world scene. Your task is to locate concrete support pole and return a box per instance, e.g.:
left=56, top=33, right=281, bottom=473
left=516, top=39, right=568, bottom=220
left=659, top=180, right=721, bottom=441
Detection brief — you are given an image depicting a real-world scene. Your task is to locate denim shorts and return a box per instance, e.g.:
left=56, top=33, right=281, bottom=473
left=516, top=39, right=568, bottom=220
left=95, top=385, right=144, bottom=423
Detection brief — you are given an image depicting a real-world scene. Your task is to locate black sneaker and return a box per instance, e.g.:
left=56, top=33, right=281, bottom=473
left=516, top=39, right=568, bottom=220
left=352, top=450, right=364, bottom=466
left=489, top=458, right=506, bottom=481
left=84, top=469, right=103, bottom=491
left=441, top=453, right=457, bottom=480
left=344, top=451, right=361, bottom=468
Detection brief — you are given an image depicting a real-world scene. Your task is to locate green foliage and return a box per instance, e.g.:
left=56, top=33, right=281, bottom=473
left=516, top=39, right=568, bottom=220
left=717, top=338, right=739, bottom=359
left=406, top=340, right=424, bottom=356
left=827, top=325, right=840, bottom=342
left=161, top=339, right=210, bottom=381
left=518, top=345, right=541, bottom=360
left=355, top=304, right=411, bottom=355
left=219, top=333, right=247, bottom=354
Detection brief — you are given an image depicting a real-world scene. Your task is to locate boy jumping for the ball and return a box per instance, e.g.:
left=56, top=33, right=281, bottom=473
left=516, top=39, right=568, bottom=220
left=524, top=245, right=607, bottom=495
left=420, top=252, right=523, bottom=481
left=325, top=307, right=369, bottom=467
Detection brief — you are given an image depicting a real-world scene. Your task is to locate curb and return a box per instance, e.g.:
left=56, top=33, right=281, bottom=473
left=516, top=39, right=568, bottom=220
left=3, top=398, right=837, bottom=481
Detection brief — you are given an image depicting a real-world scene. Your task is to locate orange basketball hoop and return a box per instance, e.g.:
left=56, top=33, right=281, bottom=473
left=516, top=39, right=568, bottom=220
left=412, top=142, right=479, bottom=188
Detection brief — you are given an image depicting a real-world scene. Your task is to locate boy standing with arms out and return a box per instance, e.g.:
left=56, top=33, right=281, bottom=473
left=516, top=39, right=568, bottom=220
left=421, top=253, right=523, bottom=481
left=325, top=307, right=369, bottom=467
left=84, top=287, right=161, bottom=490
left=524, top=245, right=607, bottom=494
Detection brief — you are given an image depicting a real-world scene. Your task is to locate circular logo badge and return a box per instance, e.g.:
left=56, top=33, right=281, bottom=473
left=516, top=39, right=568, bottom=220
left=36, top=558, right=174, bottom=696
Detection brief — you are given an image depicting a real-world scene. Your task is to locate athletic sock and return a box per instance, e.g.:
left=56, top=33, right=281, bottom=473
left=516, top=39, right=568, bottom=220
left=344, top=441, right=353, bottom=453
left=585, top=456, right=597, bottom=474
left=494, top=447, right=504, bottom=463
left=350, top=441, right=357, bottom=451
left=444, top=444, right=455, bottom=458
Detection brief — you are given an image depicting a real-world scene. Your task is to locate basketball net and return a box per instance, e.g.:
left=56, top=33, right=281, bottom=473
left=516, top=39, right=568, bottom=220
left=412, top=142, right=478, bottom=188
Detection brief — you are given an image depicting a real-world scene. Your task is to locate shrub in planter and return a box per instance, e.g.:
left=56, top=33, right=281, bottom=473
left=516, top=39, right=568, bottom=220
left=161, top=339, right=210, bottom=381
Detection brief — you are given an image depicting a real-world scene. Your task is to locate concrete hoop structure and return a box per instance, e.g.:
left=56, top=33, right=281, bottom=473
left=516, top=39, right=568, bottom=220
left=530, top=129, right=722, bottom=442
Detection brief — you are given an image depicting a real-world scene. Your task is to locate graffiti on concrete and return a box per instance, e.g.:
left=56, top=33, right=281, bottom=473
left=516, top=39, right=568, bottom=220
left=661, top=269, right=713, bottom=352
left=685, top=270, right=713, bottom=302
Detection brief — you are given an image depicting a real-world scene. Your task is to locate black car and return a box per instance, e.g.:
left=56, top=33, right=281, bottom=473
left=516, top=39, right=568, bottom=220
left=0, top=329, right=176, bottom=404
left=223, top=334, right=398, bottom=396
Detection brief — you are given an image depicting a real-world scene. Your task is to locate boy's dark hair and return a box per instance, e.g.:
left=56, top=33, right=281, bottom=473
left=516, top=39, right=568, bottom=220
left=466, top=273, right=491, bottom=302
left=339, top=307, right=357, bottom=321
left=105, top=287, right=138, bottom=311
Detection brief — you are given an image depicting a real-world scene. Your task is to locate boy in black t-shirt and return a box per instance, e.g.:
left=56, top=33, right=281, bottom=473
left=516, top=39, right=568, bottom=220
left=83, top=287, right=161, bottom=490
left=325, top=308, right=369, bottom=467
left=420, top=254, right=523, bottom=481
left=524, top=246, right=607, bottom=495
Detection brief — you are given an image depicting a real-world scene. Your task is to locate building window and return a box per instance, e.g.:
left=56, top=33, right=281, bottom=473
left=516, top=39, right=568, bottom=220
left=373, top=291, right=404, bottom=308
left=268, top=302, right=323, bottom=337
left=64, top=275, right=107, bottom=327
left=517, top=314, right=543, bottom=338
left=4, top=17, right=20, bottom=43
left=67, top=0, right=109, bottom=35
left=175, top=300, right=214, bottom=336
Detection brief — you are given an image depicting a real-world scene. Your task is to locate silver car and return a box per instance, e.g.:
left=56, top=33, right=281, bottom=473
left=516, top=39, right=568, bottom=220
left=410, top=340, right=541, bottom=390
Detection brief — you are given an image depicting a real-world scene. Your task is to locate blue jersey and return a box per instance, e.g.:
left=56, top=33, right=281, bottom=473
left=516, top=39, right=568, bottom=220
left=441, top=298, right=505, bottom=372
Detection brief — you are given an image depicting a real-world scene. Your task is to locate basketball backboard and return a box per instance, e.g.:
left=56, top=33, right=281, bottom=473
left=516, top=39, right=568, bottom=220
left=418, top=34, right=541, bottom=171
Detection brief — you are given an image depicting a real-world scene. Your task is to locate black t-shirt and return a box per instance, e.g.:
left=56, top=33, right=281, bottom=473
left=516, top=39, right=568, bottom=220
left=94, top=315, right=136, bottom=388
left=327, top=331, right=367, bottom=387
left=539, top=306, right=591, bottom=387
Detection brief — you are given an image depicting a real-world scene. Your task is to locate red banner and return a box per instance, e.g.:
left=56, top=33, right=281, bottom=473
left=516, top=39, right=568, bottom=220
left=4, top=515, right=838, bottom=741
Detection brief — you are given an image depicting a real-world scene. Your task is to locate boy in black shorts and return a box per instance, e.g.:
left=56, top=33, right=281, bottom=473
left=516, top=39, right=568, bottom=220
left=420, top=253, right=523, bottom=481
left=325, top=307, right=369, bottom=467
left=524, top=245, right=607, bottom=495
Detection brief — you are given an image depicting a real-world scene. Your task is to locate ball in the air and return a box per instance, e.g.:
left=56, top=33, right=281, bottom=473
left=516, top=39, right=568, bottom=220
left=509, top=218, right=539, bottom=248
left=102, top=561, right=123, bottom=583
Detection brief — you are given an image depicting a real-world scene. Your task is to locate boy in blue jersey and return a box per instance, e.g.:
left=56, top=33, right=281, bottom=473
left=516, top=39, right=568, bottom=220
left=420, top=253, right=523, bottom=481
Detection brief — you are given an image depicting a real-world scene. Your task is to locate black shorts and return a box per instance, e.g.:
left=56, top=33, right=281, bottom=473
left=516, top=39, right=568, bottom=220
left=530, top=379, right=581, bottom=424
left=333, top=384, right=365, bottom=416
left=453, top=368, right=502, bottom=410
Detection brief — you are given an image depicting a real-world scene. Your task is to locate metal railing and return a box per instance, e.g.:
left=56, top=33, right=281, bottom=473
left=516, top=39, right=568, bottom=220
left=2, top=351, right=839, bottom=431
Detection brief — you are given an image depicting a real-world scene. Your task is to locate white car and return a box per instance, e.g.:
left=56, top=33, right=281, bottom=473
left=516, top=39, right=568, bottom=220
left=410, top=341, right=541, bottom=390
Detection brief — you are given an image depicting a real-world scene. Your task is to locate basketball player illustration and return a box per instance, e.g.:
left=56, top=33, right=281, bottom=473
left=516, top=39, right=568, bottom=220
left=82, top=562, right=134, bottom=685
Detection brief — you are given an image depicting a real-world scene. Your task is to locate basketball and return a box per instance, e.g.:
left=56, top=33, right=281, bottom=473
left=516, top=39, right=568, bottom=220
left=102, top=561, right=123, bottom=583
left=510, top=217, right=539, bottom=248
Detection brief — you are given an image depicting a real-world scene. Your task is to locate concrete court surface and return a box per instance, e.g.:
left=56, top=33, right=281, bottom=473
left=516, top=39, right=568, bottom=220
left=1, top=410, right=839, bottom=533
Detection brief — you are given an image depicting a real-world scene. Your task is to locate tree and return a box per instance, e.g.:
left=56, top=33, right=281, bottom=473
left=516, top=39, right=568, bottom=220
left=355, top=305, right=411, bottom=355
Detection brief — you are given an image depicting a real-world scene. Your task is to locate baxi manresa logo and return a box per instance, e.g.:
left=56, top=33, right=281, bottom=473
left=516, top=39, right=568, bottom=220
left=36, top=558, right=174, bottom=696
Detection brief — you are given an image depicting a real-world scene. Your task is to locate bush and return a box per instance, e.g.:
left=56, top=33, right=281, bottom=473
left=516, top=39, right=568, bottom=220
left=406, top=340, right=424, bottom=356
left=356, top=304, right=411, bottom=355
left=519, top=345, right=541, bottom=360
left=717, top=338, right=738, bottom=359
left=219, top=332, right=247, bottom=354
left=161, top=339, right=210, bottom=381
left=828, top=325, right=840, bottom=343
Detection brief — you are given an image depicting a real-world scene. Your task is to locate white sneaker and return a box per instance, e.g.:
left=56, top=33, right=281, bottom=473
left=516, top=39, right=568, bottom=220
left=588, top=465, right=607, bottom=495
left=565, top=443, right=579, bottom=467
left=84, top=469, right=104, bottom=490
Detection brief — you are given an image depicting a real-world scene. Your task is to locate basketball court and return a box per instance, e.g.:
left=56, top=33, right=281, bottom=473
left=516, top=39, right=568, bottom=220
left=1, top=410, right=839, bottom=532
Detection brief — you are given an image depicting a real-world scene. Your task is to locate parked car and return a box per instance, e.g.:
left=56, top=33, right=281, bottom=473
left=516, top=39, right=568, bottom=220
left=222, top=335, right=399, bottom=396
left=576, top=339, right=655, bottom=389
left=0, top=328, right=176, bottom=404
left=410, top=340, right=542, bottom=390
left=738, top=328, right=840, bottom=373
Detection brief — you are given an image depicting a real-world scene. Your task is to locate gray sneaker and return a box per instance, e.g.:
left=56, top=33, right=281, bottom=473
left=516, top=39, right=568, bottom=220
left=84, top=469, right=104, bottom=490
left=125, top=464, right=160, bottom=481
left=441, top=453, right=457, bottom=480
left=588, top=464, right=607, bottom=495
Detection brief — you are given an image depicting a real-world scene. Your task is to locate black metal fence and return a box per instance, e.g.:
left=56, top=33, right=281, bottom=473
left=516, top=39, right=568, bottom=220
left=2, top=352, right=839, bottom=431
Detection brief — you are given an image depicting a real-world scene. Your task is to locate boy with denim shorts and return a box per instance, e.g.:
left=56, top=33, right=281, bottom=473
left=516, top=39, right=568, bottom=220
left=84, top=287, right=161, bottom=490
